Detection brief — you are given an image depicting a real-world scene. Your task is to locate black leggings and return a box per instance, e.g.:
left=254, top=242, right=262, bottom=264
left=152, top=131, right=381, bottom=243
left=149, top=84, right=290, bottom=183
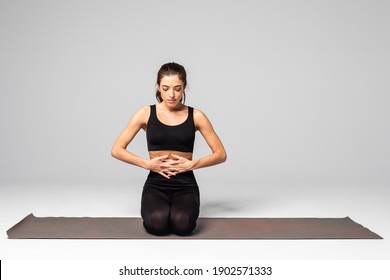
left=141, top=171, right=200, bottom=236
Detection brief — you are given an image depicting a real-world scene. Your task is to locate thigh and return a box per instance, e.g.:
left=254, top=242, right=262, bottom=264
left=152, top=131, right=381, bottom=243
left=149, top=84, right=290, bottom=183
left=141, top=186, right=170, bottom=217
left=171, top=188, right=200, bottom=216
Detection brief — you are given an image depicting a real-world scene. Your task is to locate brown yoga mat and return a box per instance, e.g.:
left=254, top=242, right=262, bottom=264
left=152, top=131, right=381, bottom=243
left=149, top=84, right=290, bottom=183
left=7, top=213, right=382, bottom=239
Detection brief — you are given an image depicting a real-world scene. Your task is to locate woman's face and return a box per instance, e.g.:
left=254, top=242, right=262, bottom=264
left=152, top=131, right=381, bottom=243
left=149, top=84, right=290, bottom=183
left=158, top=74, right=185, bottom=108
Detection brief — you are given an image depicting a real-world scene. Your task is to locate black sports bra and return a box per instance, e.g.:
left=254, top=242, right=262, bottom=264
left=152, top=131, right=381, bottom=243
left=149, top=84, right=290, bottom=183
left=146, top=105, right=195, bottom=153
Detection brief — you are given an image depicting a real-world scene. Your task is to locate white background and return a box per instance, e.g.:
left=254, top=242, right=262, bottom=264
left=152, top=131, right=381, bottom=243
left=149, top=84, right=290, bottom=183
left=1, top=0, right=389, bottom=186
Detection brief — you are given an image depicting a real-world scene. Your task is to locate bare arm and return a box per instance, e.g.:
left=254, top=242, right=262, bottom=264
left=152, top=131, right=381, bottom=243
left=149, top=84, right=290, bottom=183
left=111, top=106, right=150, bottom=169
left=191, top=109, right=227, bottom=169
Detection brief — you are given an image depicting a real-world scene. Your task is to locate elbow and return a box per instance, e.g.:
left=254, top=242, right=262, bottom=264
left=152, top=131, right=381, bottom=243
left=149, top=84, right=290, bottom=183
left=111, top=146, right=120, bottom=159
left=220, top=149, right=227, bottom=163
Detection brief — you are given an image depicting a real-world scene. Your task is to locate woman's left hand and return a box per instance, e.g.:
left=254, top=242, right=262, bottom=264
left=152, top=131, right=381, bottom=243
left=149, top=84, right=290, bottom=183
left=168, top=154, right=198, bottom=175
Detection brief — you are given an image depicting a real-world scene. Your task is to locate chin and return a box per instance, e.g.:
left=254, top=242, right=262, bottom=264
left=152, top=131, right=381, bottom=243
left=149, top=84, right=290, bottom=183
left=165, top=101, right=181, bottom=107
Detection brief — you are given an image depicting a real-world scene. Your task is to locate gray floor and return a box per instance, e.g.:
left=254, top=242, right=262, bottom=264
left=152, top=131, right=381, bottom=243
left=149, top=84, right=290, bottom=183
left=1, top=179, right=389, bottom=260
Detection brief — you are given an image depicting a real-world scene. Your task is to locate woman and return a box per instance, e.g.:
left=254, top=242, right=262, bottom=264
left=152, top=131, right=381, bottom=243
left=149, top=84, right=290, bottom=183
left=111, top=62, right=227, bottom=236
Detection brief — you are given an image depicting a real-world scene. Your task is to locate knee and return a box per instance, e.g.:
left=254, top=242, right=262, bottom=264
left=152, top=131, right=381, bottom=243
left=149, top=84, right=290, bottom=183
left=170, top=213, right=197, bottom=236
left=143, top=211, right=170, bottom=236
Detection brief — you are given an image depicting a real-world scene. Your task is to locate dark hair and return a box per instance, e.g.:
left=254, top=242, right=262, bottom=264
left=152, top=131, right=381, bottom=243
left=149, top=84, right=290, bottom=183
left=155, top=62, right=187, bottom=104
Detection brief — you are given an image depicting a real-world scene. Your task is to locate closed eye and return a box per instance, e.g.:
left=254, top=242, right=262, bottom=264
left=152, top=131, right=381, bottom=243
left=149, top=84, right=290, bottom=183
left=161, top=85, right=183, bottom=91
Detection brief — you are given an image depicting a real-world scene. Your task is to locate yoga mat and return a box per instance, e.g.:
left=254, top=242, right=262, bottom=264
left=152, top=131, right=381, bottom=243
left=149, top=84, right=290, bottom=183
left=7, top=213, right=382, bottom=239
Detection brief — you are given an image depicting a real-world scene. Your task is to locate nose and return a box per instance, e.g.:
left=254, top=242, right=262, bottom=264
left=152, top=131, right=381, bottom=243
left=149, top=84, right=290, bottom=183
left=168, top=89, right=175, bottom=97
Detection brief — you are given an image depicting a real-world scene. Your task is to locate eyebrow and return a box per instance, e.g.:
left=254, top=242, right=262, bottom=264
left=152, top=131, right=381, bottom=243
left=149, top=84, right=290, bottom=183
left=161, top=85, right=182, bottom=88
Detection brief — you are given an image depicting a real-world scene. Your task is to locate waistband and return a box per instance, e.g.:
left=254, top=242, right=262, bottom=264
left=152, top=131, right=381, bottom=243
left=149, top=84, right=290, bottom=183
left=144, top=171, right=198, bottom=190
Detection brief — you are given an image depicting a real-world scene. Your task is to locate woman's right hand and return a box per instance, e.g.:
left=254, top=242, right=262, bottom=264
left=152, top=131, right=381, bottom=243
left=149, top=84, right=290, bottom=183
left=146, top=155, right=176, bottom=179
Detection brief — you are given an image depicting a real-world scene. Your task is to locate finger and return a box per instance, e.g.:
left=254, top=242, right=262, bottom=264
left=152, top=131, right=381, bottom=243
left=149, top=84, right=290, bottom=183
left=175, top=168, right=184, bottom=174
left=168, top=167, right=180, bottom=173
left=171, top=153, right=183, bottom=159
left=161, top=159, right=180, bottom=167
left=167, top=171, right=177, bottom=176
left=160, top=163, right=174, bottom=169
left=157, top=155, right=169, bottom=161
left=158, top=171, right=171, bottom=179
left=167, top=159, right=179, bottom=165
left=164, top=169, right=178, bottom=176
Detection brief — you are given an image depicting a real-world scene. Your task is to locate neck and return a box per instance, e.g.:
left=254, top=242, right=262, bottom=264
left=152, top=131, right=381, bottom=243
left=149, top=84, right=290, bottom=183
left=158, top=102, right=185, bottom=112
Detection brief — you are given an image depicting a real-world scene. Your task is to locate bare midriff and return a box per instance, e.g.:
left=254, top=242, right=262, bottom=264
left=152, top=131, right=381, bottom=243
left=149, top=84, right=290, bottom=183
left=149, top=150, right=193, bottom=160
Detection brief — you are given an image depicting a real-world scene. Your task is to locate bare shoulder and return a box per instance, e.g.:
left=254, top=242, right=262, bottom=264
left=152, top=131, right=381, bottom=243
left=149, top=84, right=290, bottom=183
left=136, top=105, right=150, bottom=117
left=129, top=105, right=150, bottom=129
left=193, top=108, right=207, bottom=121
left=193, top=108, right=213, bottom=130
